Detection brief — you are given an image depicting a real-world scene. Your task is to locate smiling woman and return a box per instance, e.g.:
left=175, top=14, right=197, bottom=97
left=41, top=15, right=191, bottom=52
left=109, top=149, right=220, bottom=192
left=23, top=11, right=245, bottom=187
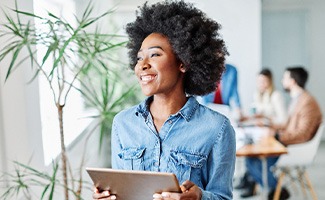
left=135, top=33, right=186, bottom=132
left=92, top=1, right=236, bottom=200
left=135, top=33, right=184, bottom=98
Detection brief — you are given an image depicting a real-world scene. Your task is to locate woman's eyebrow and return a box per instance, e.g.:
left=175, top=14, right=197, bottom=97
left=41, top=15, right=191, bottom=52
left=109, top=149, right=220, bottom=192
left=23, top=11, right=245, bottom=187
left=148, top=46, right=164, bottom=50
left=139, top=46, right=164, bottom=52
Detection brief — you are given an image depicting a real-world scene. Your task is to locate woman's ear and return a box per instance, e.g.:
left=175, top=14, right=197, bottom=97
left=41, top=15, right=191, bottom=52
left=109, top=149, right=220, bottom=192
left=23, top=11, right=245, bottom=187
left=180, top=64, right=186, bottom=73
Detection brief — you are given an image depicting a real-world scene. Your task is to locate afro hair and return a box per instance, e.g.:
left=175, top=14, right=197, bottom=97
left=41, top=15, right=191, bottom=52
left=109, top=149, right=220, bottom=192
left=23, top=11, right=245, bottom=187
left=126, top=0, right=228, bottom=96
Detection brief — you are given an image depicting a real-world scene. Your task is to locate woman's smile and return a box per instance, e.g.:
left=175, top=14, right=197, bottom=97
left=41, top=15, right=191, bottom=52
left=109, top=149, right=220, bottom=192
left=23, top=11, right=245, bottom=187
left=139, top=74, right=157, bottom=84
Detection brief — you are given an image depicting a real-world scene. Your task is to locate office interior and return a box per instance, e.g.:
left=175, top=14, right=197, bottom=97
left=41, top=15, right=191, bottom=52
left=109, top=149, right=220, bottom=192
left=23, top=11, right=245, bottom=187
left=0, top=0, right=324, bottom=199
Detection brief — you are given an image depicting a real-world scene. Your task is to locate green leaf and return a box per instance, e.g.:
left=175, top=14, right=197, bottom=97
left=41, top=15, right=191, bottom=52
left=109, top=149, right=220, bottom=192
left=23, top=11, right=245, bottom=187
left=6, top=44, right=23, bottom=81
left=110, top=85, right=138, bottom=110
left=12, top=8, right=43, bottom=19
left=47, top=11, right=60, bottom=21
left=41, top=41, right=56, bottom=67
left=81, top=1, right=94, bottom=20
left=40, top=184, right=50, bottom=200
left=48, top=162, right=59, bottom=200
left=4, top=12, right=22, bottom=37
left=0, top=40, right=21, bottom=61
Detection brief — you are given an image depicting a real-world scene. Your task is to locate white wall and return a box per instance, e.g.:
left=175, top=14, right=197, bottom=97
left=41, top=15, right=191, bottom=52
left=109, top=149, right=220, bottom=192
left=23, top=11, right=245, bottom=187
left=0, top=0, right=45, bottom=178
left=0, top=82, right=6, bottom=186
left=308, top=0, right=325, bottom=121
left=0, top=1, right=45, bottom=197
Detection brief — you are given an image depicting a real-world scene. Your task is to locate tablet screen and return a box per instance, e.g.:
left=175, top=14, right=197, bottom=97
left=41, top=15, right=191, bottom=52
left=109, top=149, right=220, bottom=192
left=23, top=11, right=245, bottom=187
left=86, top=168, right=181, bottom=200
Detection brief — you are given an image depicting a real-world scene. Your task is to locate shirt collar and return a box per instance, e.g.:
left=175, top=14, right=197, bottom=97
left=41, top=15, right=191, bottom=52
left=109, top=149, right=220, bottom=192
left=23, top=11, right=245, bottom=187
left=135, top=96, right=199, bottom=122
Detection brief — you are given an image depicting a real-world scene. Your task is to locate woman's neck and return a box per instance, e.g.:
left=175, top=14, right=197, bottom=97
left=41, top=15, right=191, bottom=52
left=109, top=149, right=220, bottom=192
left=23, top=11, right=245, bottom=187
left=151, top=93, right=187, bottom=117
left=149, top=93, right=187, bottom=132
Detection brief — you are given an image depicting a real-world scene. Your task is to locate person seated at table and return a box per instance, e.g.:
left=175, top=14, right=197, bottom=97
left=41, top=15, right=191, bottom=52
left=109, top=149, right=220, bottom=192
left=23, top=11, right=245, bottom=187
left=198, top=63, right=244, bottom=121
left=236, top=68, right=287, bottom=194
left=242, top=66, right=322, bottom=199
left=252, top=68, right=287, bottom=126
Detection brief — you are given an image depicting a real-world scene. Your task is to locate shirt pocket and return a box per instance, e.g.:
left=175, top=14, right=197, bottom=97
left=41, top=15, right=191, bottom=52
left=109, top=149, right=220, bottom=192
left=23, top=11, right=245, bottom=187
left=118, top=147, right=146, bottom=170
left=167, top=150, right=207, bottom=184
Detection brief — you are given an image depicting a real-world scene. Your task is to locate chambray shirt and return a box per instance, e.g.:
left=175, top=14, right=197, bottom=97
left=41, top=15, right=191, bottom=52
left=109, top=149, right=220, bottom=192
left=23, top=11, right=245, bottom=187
left=111, top=96, right=236, bottom=199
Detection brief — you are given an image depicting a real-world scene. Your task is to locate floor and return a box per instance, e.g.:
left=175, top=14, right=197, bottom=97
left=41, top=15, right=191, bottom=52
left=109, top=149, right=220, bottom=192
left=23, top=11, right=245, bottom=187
left=233, top=141, right=325, bottom=200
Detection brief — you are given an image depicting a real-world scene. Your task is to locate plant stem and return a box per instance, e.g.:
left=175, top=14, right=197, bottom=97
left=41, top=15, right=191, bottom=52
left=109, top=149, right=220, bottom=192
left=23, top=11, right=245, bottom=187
left=57, top=103, right=69, bottom=200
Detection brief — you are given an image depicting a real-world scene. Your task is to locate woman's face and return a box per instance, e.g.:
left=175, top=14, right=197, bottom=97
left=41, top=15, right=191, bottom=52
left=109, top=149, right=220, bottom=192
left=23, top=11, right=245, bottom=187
left=257, top=74, right=271, bottom=93
left=135, top=33, right=185, bottom=97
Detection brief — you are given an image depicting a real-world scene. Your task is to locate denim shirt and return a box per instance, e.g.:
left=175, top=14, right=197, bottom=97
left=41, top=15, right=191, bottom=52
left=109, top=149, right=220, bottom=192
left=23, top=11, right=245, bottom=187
left=111, top=96, right=236, bottom=199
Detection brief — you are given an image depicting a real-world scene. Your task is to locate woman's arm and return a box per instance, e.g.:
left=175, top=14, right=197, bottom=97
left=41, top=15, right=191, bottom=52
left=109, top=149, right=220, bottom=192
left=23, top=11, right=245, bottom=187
left=271, top=91, right=287, bottom=124
left=201, top=120, right=236, bottom=199
left=111, top=118, right=124, bottom=169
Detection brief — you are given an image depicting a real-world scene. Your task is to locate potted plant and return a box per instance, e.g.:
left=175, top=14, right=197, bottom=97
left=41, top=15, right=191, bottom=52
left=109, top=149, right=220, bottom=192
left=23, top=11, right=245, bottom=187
left=0, top=1, right=139, bottom=199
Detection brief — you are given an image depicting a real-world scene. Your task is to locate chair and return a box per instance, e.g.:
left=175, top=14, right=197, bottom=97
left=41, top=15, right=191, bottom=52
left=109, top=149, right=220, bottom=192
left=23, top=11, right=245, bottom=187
left=273, top=123, right=324, bottom=200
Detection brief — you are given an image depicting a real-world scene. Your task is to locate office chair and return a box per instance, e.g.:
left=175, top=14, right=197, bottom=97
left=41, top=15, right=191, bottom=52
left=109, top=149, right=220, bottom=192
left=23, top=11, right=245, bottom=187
left=273, top=123, right=324, bottom=200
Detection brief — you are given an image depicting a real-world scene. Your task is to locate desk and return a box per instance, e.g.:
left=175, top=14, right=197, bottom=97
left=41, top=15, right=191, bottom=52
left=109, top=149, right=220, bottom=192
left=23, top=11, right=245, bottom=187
left=236, top=134, right=287, bottom=199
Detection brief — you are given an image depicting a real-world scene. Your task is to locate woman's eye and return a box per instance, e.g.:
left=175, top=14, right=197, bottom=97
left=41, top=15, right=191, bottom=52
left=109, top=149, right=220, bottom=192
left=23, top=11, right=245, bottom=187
left=150, top=53, right=160, bottom=58
left=137, top=56, right=143, bottom=61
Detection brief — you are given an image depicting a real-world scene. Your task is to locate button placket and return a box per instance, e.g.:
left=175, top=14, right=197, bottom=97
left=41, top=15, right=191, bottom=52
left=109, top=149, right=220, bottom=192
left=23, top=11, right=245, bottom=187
left=153, top=139, right=161, bottom=171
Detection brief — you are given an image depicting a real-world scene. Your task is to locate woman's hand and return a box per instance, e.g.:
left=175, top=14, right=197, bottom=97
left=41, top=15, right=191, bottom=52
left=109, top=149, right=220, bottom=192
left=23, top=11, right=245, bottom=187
left=254, top=119, right=266, bottom=127
left=92, top=188, right=116, bottom=200
left=253, top=113, right=264, bottom=119
left=153, top=180, right=202, bottom=200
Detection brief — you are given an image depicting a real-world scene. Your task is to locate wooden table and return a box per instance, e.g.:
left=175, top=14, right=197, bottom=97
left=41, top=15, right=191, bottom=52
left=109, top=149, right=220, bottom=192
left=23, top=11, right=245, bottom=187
left=236, top=135, right=288, bottom=199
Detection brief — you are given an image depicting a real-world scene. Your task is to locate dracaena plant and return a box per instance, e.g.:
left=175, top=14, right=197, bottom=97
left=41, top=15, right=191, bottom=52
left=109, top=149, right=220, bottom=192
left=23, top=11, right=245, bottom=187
left=0, top=1, right=139, bottom=199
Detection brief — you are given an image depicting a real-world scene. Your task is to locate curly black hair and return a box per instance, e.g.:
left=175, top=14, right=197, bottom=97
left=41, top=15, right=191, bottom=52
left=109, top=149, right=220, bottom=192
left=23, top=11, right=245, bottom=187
left=126, top=0, right=228, bottom=96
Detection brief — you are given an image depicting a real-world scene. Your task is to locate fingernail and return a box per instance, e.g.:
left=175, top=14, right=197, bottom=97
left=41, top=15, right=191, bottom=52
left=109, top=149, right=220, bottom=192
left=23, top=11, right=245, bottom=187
left=162, top=192, right=170, bottom=197
left=153, top=193, right=162, bottom=198
left=103, top=191, right=109, bottom=196
left=110, top=195, right=116, bottom=199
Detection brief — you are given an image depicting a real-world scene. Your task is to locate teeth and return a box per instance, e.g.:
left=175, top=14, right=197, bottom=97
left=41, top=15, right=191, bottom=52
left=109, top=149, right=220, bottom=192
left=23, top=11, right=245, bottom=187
left=141, top=75, right=155, bottom=81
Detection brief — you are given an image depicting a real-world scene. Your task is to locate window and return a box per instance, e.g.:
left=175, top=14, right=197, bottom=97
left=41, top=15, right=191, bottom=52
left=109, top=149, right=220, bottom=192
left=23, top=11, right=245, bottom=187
left=33, top=0, right=92, bottom=165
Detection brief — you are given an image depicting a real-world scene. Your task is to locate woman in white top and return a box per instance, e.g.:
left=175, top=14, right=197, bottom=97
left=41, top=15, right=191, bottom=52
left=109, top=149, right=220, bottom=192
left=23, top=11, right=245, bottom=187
left=252, top=68, right=287, bottom=125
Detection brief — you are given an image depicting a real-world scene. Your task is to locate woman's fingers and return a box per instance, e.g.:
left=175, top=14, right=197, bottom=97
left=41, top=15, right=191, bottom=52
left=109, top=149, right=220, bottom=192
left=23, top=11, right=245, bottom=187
left=93, top=195, right=116, bottom=200
left=180, top=180, right=195, bottom=192
left=153, top=193, right=163, bottom=200
left=153, top=192, right=182, bottom=200
left=152, top=180, right=198, bottom=200
left=162, top=192, right=182, bottom=200
left=181, top=180, right=202, bottom=200
left=92, top=189, right=116, bottom=199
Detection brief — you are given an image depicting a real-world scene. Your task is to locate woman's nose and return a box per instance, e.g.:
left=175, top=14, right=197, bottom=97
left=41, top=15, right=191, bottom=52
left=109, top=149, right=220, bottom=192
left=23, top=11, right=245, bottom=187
left=141, top=62, right=151, bottom=71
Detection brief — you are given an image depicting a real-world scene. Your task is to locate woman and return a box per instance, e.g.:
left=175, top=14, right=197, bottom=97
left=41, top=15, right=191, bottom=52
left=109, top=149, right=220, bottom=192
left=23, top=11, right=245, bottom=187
left=252, top=68, right=287, bottom=126
left=93, top=1, right=235, bottom=200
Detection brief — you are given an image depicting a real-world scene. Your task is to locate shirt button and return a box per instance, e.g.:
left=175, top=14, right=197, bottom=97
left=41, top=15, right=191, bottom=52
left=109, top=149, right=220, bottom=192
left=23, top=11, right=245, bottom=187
left=168, top=120, right=172, bottom=124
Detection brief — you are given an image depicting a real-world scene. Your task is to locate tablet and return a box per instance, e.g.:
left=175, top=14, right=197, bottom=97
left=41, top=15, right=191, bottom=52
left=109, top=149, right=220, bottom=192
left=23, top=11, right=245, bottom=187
left=86, top=168, right=181, bottom=200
